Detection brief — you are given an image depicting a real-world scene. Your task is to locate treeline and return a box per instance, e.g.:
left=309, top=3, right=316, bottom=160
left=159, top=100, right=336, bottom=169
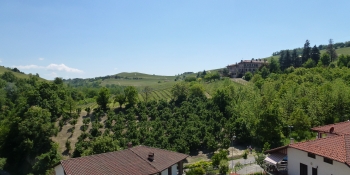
left=272, top=40, right=350, bottom=56
left=0, top=72, right=81, bottom=175
left=278, top=39, right=338, bottom=71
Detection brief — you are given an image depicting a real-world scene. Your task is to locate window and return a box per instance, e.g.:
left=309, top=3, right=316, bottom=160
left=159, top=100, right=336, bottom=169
left=312, top=167, right=317, bottom=175
left=308, top=152, right=316, bottom=159
left=324, top=157, right=333, bottom=164
left=300, top=163, right=308, bottom=175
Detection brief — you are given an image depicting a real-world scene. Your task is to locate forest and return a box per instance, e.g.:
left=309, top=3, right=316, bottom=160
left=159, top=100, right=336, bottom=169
left=1, top=39, right=350, bottom=174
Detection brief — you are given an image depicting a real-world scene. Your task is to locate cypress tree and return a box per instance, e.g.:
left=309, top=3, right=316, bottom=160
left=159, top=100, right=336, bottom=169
left=302, top=40, right=311, bottom=64
left=310, top=45, right=320, bottom=63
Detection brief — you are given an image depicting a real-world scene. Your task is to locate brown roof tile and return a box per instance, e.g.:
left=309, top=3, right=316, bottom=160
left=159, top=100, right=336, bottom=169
left=290, top=135, right=350, bottom=166
left=61, top=145, right=188, bottom=175
left=311, top=121, right=350, bottom=135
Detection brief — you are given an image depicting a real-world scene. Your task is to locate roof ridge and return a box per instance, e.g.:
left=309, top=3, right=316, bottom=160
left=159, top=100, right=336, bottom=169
left=61, top=149, right=120, bottom=163
left=290, top=135, right=342, bottom=146
left=311, top=121, right=350, bottom=130
left=129, top=146, right=160, bottom=173
left=141, top=145, right=188, bottom=156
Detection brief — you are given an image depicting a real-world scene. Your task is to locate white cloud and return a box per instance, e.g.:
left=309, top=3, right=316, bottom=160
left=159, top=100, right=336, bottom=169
left=114, top=68, right=118, bottom=70
left=16, top=64, right=44, bottom=69
left=13, top=63, right=84, bottom=73
left=38, top=58, right=44, bottom=61
left=47, top=64, right=83, bottom=73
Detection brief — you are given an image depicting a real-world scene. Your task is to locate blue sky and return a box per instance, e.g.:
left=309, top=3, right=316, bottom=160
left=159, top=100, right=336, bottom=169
left=1, top=0, right=350, bottom=80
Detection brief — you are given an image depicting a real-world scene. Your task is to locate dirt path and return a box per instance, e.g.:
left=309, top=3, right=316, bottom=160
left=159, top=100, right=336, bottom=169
left=231, top=78, right=249, bottom=85
left=52, top=111, right=87, bottom=159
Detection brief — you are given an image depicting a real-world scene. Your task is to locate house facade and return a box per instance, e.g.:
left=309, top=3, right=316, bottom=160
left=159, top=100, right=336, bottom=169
left=265, top=121, right=350, bottom=175
left=288, top=147, right=349, bottom=175
left=54, top=145, right=188, bottom=175
left=227, top=59, right=266, bottom=78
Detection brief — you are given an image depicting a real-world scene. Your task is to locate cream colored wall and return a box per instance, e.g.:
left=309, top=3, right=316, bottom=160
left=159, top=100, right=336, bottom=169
left=54, top=164, right=65, bottom=175
left=288, top=148, right=350, bottom=175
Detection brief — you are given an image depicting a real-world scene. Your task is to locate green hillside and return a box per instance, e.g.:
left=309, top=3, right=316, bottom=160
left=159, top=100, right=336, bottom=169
left=0, top=65, right=46, bottom=81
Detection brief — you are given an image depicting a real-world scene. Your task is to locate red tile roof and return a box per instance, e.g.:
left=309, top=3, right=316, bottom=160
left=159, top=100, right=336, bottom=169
left=311, top=121, right=350, bottom=135
left=60, top=145, right=188, bottom=175
left=289, top=135, right=350, bottom=166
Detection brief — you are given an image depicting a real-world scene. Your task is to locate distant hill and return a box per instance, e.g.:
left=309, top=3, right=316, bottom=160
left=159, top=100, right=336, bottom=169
left=0, top=65, right=46, bottom=80
left=263, top=46, right=350, bottom=61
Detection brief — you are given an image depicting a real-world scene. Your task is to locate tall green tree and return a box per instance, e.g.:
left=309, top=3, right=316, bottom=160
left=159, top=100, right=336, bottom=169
left=327, top=39, right=337, bottom=62
left=114, top=93, right=126, bottom=108
left=171, top=82, right=189, bottom=103
left=320, top=53, right=331, bottom=66
left=302, top=40, right=311, bottom=64
left=124, top=86, right=138, bottom=106
left=310, top=45, right=320, bottom=63
left=143, top=86, right=152, bottom=103
left=96, top=87, right=110, bottom=111
left=269, top=57, right=280, bottom=73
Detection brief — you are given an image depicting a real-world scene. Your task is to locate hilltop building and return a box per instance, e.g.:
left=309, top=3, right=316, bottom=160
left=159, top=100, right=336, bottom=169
left=54, top=145, right=188, bottom=175
left=264, top=121, right=350, bottom=175
left=227, top=59, right=266, bottom=78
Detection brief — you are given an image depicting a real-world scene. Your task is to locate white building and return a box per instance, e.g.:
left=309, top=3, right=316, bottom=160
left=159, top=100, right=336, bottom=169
left=265, top=121, right=350, bottom=175
left=54, top=145, right=188, bottom=175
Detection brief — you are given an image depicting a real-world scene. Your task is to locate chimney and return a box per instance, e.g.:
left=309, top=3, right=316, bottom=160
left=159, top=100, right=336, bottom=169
left=127, top=142, right=133, bottom=149
left=290, top=138, right=294, bottom=144
left=148, top=152, right=154, bottom=161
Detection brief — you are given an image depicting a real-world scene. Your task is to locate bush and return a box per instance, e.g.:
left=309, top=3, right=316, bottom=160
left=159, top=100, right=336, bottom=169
left=186, top=167, right=205, bottom=175
left=219, top=160, right=228, bottom=175
left=244, top=72, right=253, bottom=81
left=65, top=139, right=71, bottom=151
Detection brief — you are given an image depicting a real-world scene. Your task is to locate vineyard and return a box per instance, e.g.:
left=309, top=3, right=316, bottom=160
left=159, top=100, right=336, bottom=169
left=77, top=78, right=242, bottom=110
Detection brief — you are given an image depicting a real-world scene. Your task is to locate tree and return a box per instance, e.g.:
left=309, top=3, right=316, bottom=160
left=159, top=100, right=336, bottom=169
left=65, top=97, right=76, bottom=118
left=320, top=53, right=331, bottom=66
left=281, top=50, right=292, bottom=71
left=261, top=66, right=270, bottom=79
left=65, top=139, right=71, bottom=151
left=222, top=68, right=229, bottom=77
left=337, top=54, right=350, bottom=68
left=269, top=57, right=280, bottom=73
left=310, top=45, right=320, bottom=63
left=186, top=167, right=205, bottom=175
left=1, top=72, right=16, bottom=82
left=32, top=142, right=61, bottom=174
left=143, top=86, right=152, bottom=103
left=219, top=160, right=228, bottom=175
left=85, top=107, right=91, bottom=115
left=114, top=93, right=126, bottom=108
left=124, top=86, right=138, bottom=106
left=244, top=72, right=253, bottom=81
left=211, top=149, right=228, bottom=167
left=0, top=158, right=6, bottom=170
left=302, top=40, right=311, bottom=64
left=201, top=70, right=207, bottom=78
left=189, top=83, right=205, bottom=98
left=82, top=136, right=120, bottom=156
left=53, top=77, right=63, bottom=85
left=171, top=82, right=189, bottom=103
left=96, top=87, right=110, bottom=111
left=303, top=58, right=316, bottom=68
left=292, top=49, right=302, bottom=67
left=327, top=39, right=337, bottom=62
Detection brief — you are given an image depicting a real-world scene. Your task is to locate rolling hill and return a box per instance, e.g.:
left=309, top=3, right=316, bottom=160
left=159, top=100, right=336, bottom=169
left=0, top=65, right=46, bottom=81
